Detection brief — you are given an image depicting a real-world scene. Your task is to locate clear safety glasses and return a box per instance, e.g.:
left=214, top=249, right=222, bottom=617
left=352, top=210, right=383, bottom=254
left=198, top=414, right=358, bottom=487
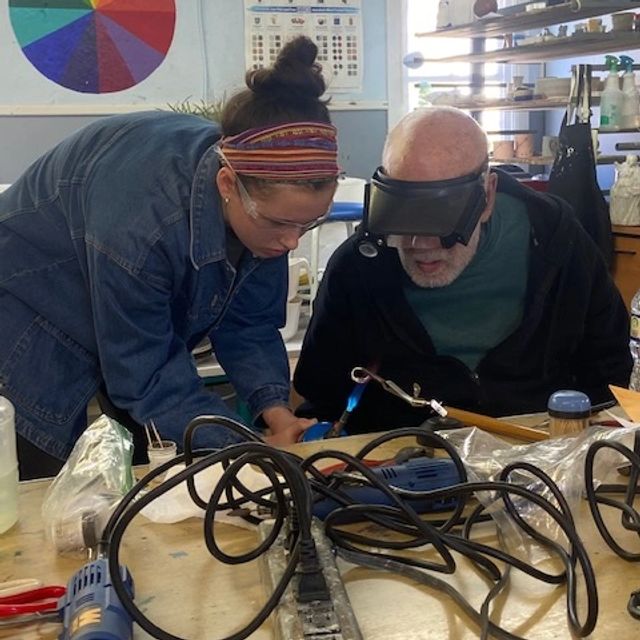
left=215, top=145, right=332, bottom=233
left=234, top=173, right=332, bottom=233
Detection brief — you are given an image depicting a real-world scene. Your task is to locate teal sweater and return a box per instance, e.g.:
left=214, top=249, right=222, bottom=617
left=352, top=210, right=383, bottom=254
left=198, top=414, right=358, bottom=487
left=404, top=193, right=530, bottom=370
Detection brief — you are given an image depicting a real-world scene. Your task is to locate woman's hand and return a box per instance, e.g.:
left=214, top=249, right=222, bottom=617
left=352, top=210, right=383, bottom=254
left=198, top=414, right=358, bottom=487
left=261, top=405, right=316, bottom=446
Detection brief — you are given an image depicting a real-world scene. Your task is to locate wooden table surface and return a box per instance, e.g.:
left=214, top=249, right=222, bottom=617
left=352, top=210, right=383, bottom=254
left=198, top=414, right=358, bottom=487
left=1, top=432, right=639, bottom=640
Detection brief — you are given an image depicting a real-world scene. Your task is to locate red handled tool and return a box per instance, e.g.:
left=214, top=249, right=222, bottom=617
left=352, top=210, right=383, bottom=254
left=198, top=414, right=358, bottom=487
left=0, top=584, right=66, bottom=617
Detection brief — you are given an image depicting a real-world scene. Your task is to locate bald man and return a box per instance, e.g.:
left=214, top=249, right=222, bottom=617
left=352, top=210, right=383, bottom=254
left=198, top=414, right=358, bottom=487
left=294, top=107, right=632, bottom=431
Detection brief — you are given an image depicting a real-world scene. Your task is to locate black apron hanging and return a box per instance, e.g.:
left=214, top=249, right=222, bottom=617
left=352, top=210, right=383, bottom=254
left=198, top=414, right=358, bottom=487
left=548, top=64, right=613, bottom=268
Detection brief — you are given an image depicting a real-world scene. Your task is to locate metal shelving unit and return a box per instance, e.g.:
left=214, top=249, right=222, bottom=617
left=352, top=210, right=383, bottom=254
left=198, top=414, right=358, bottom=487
left=418, top=3, right=640, bottom=168
left=492, top=155, right=555, bottom=165
left=439, top=93, right=606, bottom=111
left=600, top=127, right=640, bottom=134
left=416, top=2, right=640, bottom=39
left=492, top=154, right=627, bottom=166
left=420, top=31, right=640, bottom=65
left=439, top=96, right=569, bottom=110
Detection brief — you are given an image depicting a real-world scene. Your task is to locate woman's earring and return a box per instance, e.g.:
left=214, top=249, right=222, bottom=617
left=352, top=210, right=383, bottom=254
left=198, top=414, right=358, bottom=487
left=224, top=197, right=230, bottom=204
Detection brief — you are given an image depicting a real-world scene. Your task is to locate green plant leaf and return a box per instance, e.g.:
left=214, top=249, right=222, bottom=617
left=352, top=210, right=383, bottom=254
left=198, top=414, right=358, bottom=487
left=165, top=95, right=227, bottom=122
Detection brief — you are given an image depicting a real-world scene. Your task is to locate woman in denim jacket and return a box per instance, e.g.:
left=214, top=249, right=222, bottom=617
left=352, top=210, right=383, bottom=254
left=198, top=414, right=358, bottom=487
left=0, top=37, right=338, bottom=478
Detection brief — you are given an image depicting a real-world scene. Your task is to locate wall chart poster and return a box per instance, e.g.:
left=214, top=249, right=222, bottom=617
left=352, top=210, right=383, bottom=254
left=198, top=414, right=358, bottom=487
left=8, top=0, right=176, bottom=94
left=244, top=0, right=362, bottom=93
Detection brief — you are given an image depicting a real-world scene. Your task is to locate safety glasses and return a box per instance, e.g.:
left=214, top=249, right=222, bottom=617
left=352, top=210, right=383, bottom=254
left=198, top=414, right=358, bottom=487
left=215, top=145, right=332, bottom=233
left=234, top=173, right=331, bottom=233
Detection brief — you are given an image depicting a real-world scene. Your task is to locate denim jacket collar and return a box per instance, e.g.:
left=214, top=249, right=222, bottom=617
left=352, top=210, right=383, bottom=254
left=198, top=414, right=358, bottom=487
left=189, top=144, right=226, bottom=270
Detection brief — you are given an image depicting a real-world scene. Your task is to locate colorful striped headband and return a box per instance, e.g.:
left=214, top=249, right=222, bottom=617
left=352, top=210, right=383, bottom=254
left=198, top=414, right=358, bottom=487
left=217, top=121, right=340, bottom=181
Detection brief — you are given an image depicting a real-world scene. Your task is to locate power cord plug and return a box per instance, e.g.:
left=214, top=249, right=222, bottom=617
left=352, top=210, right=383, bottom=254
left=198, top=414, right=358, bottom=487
left=283, top=501, right=300, bottom=552
left=296, top=538, right=331, bottom=603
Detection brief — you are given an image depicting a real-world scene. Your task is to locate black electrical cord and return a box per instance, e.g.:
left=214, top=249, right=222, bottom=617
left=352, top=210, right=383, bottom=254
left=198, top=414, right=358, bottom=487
left=585, top=434, right=640, bottom=561
left=499, top=462, right=598, bottom=636
left=302, top=447, right=459, bottom=574
left=337, top=547, right=525, bottom=640
left=340, top=485, right=595, bottom=634
left=182, top=415, right=263, bottom=511
left=584, top=431, right=640, bottom=624
left=305, top=429, right=599, bottom=638
left=348, top=427, right=470, bottom=533
left=101, top=420, right=602, bottom=639
left=103, top=416, right=313, bottom=640
left=479, top=532, right=513, bottom=640
left=323, top=475, right=598, bottom=635
left=107, top=448, right=302, bottom=640
left=298, top=427, right=470, bottom=540
left=203, top=452, right=290, bottom=564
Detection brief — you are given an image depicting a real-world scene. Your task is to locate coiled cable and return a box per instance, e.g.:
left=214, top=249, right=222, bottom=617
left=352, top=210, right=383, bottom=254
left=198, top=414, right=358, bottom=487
left=101, top=419, right=600, bottom=639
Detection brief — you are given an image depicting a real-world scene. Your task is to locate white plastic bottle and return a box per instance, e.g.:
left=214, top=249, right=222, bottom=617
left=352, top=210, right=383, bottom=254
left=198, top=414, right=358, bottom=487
left=619, top=55, right=640, bottom=129
left=600, top=55, right=624, bottom=132
left=631, top=289, right=640, bottom=392
left=0, top=396, right=18, bottom=534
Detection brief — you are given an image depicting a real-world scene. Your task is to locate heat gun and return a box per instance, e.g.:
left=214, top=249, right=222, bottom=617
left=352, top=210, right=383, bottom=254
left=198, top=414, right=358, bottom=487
left=58, top=557, right=133, bottom=640
left=312, top=456, right=462, bottom=521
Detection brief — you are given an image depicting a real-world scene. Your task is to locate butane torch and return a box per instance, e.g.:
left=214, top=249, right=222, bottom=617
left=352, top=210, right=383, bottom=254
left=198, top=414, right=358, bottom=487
left=58, top=557, right=134, bottom=640
left=302, top=379, right=369, bottom=442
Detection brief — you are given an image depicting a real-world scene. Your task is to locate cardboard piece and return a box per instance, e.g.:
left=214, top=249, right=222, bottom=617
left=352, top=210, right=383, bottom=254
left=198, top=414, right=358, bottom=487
left=609, top=385, right=640, bottom=423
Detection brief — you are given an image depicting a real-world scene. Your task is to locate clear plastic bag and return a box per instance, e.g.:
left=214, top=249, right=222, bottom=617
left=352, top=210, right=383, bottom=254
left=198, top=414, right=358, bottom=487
left=610, top=155, right=640, bottom=226
left=41, top=414, right=134, bottom=554
left=441, top=424, right=640, bottom=561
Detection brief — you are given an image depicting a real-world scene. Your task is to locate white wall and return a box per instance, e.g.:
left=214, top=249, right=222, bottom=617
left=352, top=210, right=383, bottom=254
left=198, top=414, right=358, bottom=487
left=0, top=0, right=390, bottom=182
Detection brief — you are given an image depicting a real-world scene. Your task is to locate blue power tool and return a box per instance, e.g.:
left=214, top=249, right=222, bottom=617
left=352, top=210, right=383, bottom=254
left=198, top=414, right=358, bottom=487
left=312, top=456, right=462, bottom=521
left=58, top=558, right=133, bottom=640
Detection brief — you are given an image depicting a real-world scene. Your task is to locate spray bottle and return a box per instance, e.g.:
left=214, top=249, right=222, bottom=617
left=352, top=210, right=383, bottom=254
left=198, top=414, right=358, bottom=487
left=600, top=55, right=624, bottom=131
left=619, top=55, right=640, bottom=129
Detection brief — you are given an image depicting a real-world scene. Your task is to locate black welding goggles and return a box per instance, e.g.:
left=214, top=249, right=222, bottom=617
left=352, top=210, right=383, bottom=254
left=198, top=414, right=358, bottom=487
left=358, top=166, right=488, bottom=257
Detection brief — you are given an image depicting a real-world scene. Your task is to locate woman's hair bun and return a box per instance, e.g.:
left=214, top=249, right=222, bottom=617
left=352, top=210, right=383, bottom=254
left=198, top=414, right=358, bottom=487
left=221, top=35, right=331, bottom=135
left=247, top=36, right=326, bottom=101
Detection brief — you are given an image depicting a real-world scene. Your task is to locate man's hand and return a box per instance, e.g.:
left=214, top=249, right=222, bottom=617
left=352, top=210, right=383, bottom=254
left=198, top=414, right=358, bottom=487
left=261, top=405, right=316, bottom=446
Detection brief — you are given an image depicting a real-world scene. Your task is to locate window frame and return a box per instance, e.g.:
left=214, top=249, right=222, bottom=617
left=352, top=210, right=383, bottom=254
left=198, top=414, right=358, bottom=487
left=387, top=1, right=528, bottom=139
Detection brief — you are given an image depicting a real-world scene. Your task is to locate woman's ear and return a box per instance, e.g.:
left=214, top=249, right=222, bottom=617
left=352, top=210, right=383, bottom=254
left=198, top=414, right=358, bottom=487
left=215, top=166, right=235, bottom=201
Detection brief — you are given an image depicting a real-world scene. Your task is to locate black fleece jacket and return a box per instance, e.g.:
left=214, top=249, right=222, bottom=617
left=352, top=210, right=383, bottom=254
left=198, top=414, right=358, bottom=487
left=294, top=171, right=632, bottom=433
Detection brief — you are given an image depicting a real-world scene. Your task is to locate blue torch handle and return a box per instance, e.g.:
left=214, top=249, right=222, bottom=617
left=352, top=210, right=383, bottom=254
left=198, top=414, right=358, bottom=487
left=301, top=421, right=349, bottom=442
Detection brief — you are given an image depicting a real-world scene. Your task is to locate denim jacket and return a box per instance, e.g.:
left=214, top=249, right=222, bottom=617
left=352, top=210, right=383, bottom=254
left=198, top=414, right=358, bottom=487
left=0, top=111, right=290, bottom=459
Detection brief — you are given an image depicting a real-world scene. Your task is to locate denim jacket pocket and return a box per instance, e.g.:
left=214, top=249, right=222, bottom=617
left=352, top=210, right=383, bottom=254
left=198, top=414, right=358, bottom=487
left=0, top=317, right=99, bottom=424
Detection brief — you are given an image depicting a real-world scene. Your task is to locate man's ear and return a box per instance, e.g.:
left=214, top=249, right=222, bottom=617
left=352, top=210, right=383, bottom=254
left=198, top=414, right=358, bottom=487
left=215, top=166, right=236, bottom=200
left=479, top=172, right=498, bottom=223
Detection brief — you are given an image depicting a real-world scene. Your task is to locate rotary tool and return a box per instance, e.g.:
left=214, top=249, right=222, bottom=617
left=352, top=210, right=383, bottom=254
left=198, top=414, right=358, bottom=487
left=312, top=456, right=461, bottom=521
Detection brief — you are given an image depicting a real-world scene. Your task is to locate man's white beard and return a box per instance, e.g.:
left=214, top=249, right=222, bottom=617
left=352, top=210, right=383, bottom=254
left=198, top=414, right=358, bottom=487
left=395, top=228, right=481, bottom=288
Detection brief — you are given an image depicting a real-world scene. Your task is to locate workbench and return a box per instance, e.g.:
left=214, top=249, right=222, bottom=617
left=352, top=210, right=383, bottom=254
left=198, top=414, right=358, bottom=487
left=1, top=432, right=639, bottom=639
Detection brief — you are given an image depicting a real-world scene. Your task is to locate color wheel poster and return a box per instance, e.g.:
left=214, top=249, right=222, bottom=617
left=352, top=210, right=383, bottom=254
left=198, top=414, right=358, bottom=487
left=9, top=0, right=176, bottom=94
left=244, top=0, right=363, bottom=93
left=1, top=0, right=204, bottom=107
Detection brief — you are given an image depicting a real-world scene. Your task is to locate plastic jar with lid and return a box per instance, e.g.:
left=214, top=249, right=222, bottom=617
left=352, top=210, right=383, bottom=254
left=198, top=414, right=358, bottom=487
left=147, top=440, right=178, bottom=475
left=0, top=396, right=18, bottom=534
left=547, top=390, right=591, bottom=438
